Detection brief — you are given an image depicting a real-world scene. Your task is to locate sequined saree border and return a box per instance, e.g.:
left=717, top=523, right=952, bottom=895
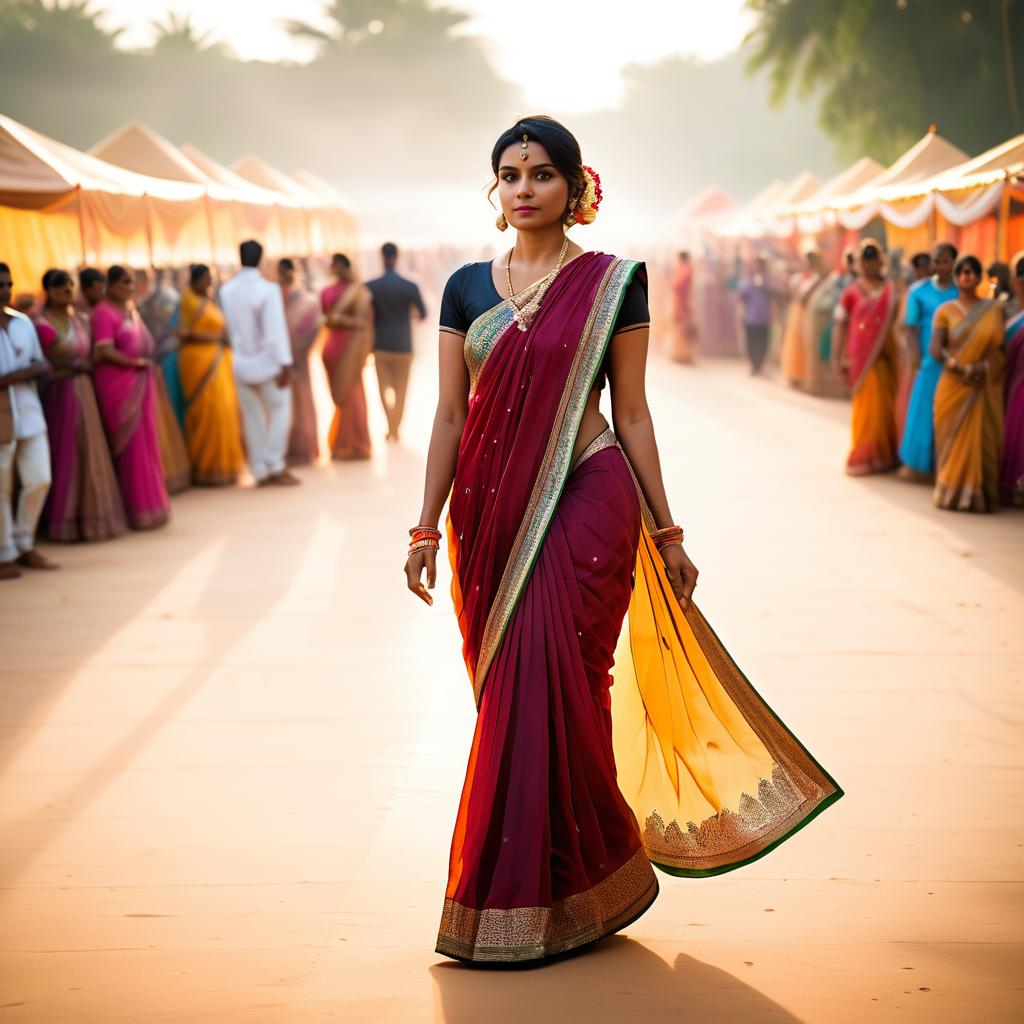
left=435, top=846, right=657, bottom=964
left=612, top=450, right=843, bottom=875
left=471, top=257, right=641, bottom=704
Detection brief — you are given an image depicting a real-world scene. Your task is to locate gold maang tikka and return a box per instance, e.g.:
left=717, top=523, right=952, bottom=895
left=519, top=132, right=529, bottom=161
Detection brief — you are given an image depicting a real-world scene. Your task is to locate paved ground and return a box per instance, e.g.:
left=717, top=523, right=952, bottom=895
left=1, top=345, right=1021, bottom=1023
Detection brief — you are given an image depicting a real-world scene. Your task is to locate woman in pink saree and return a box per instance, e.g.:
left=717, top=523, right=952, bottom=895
left=321, top=254, right=373, bottom=460
left=90, top=266, right=170, bottom=530
left=35, top=269, right=126, bottom=542
left=406, top=118, right=841, bottom=965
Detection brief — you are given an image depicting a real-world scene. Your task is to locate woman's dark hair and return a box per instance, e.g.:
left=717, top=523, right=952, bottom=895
left=79, top=267, right=104, bottom=290
left=489, top=115, right=584, bottom=215
left=190, top=263, right=210, bottom=285
left=331, top=253, right=351, bottom=270
left=934, top=242, right=958, bottom=261
left=954, top=255, right=983, bottom=278
left=42, top=268, right=72, bottom=291
left=910, top=251, right=931, bottom=270
left=860, top=242, right=881, bottom=261
left=1013, top=251, right=1024, bottom=278
left=278, top=257, right=295, bottom=273
left=107, top=265, right=130, bottom=285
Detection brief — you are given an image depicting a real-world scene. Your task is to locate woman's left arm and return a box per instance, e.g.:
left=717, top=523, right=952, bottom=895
left=609, top=326, right=699, bottom=609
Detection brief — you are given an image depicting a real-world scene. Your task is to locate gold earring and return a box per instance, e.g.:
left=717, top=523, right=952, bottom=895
left=564, top=205, right=577, bottom=227
left=496, top=212, right=508, bottom=231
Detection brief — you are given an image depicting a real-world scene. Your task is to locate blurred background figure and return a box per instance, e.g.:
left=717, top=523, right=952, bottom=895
left=366, top=242, right=426, bottom=443
left=910, top=251, right=933, bottom=283
left=219, top=240, right=299, bottom=488
left=780, top=249, right=825, bottom=388
left=986, top=260, right=1012, bottom=303
left=176, top=263, right=245, bottom=487
left=697, top=250, right=738, bottom=357
left=929, top=255, right=1005, bottom=512
left=77, top=268, right=106, bottom=316
left=279, top=257, right=322, bottom=467
left=89, top=264, right=170, bottom=530
left=35, top=268, right=126, bottom=543
left=1002, top=251, right=1024, bottom=506
left=735, top=256, right=775, bottom=375
left=898, top=243, right=958, bottom=482
left=668, top=251, right=696, bottom=364
left=139, top=267, right=184, bottom=429
left=833, top=241, right=900, bottom=476
left=321, top=253, right=373, bottom=460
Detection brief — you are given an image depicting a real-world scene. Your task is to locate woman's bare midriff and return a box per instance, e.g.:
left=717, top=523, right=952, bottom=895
left=571, top=386, right=610, bottom=467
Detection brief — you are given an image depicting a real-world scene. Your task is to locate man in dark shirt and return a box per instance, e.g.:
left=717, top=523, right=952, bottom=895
left=365, top=242, right=426, bottom=442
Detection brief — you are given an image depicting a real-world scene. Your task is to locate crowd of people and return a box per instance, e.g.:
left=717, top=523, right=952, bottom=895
left=666, top=242, right=1024, bottom=513
left=0, top=241, right=426, bottom=581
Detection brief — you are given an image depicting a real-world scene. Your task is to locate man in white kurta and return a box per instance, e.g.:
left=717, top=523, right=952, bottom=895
left=0, top=262, right=56, bottom=579
left=219, top=240, right=301, bottom=487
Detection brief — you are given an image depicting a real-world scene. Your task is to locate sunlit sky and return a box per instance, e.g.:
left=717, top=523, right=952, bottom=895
left=95, top=0, right=753, bottom=110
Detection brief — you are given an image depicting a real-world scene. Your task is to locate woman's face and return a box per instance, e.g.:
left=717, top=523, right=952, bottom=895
left=956, top=264, right=980, bottom=291
left=192, top=271, right=211, bottom=295
left=48, top=278, right=74, bottom=307
left=109, top=272, right=135, bottom=302
left=496, top=140, right=571, bottom=233
left=1015, top=264, right=1024, bottom=299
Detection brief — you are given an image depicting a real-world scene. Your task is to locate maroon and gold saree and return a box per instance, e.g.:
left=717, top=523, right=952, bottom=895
left=439, top=252, right=842, bottom=964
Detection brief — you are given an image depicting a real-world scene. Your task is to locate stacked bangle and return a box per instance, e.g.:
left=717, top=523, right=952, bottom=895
left=408, top=525, right=442, bottom=556
left=651, top=524, right=684, bottom=550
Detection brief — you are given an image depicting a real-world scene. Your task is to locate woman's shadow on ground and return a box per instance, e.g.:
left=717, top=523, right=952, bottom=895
left=431, top=936, right=804, bottom=1024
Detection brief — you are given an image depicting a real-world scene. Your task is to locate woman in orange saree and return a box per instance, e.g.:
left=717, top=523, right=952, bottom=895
left=929, top=255, right=1005, bottom=512
left=780, top=251, right=825, bottom=387
left=176, top=265, right=245, bottom=486
left=668, top=251, right=696, bottom=363
left=833, top=241, right=900, bottom=475
left=321, top=254, right=373, bottom=460
left=406, top=117, right=842, bottom=966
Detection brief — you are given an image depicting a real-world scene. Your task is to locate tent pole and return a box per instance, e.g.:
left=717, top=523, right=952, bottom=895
left=75, top=185, right=87, bottom=268
left=143, top=194, right=155, bottom=268
left=927, top=191, right=937, bottom=249
left=204, top=193, right=218, bottom=267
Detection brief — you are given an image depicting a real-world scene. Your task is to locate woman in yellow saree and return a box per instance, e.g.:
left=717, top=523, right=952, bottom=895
left=176, top=265, right=245, bottom=486
left=780, top=251, right=825, bottom=387
left=929, top=255, right=1005, bottom=512
left=405, top=117, right=841, bottom=965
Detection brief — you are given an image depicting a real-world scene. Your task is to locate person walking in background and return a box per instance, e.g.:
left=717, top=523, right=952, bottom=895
left=1001, top=251, right=1024, bottom=505
left=176, top=264, right=245, bottom=487
left=898, top=243, right=959, bottom=482
left=279, top=258, right=322, bottom=466
left=219, top=240, right=299, bottom=487
left=833, top=240, right=900, bottom=476
left=366, top=242, right=426, bottom=443
left=930, top=255, right=1005, bottom=512
left=76, top=268, right=106, bottom=316
left=90, top=267, right=171, bottom=530
left=986, top=261, right=1012, bottom=303
left=736, top=256, right=775, bottom=374
left=35, top=269, right=126, bottom=543
left=669, top=251, right=696, bottom=363
left=321, top=253, right=373, bottom=460
left=0, top=262, right=57, bottom=579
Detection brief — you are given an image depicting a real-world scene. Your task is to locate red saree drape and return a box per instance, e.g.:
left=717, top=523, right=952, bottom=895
left=439, top=253, right=842, bottom=964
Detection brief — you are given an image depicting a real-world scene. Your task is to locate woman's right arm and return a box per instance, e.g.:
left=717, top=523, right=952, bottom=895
left=93, top=342, right=147, bottom=369
left=404, top=331, right=470, bottom=606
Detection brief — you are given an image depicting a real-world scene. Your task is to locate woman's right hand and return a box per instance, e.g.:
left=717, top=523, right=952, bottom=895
left=405, top=547, right=437, bottom=606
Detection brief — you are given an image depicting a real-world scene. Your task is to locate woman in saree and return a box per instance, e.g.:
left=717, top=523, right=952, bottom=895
left=832, top=241, right=901, bottom=475
left=1001, top=252, right=1024, bottom=505
left=91, top=266, right=170, bottom=530
left=35, top=269, right=126, bottom=542
left=280, top=258, right=322, bottom=466
left=176, top=264, right=245, bottom=486
left=405, top=116, right=842, bottom=965
left=321, top=254, right=373, bottom=460
left=930, top=255, right=1006, bottom=512
left=804, top=259, right=851, bottom=398
left=780, top=251, right=825, bottom=387
left=668, top=251, right=696, bottom=363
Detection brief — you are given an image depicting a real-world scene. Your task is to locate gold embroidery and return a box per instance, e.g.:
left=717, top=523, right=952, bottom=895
left=570, top=426, right=618, bottom=474
left=436, top=846, right=657, bottom=963
left=472, top=258, right=641, bottom=703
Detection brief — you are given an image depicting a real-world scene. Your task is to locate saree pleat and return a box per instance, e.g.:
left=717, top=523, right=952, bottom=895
left=154, top=366, right=191, bottom=494
left=438, top=252, right=841, bottom=964
left=322, top=283, right=371, bottom=460
left=933, top=302, right=1005, bottom=512
left=285, top=286, right=322, bottom=466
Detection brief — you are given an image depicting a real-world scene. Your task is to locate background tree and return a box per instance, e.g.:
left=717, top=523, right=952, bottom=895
left=746, top=0, right=1024, bottom=162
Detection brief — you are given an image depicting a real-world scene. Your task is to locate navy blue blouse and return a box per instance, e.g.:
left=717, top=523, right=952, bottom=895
left=439, top=259, right=649, bottom=390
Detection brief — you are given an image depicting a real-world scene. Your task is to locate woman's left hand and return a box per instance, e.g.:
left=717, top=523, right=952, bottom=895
left=661, top=544, right=699, bottom=611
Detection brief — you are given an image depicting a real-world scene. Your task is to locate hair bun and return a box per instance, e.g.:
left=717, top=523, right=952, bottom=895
left=574, top=166, right=603, bottom=225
